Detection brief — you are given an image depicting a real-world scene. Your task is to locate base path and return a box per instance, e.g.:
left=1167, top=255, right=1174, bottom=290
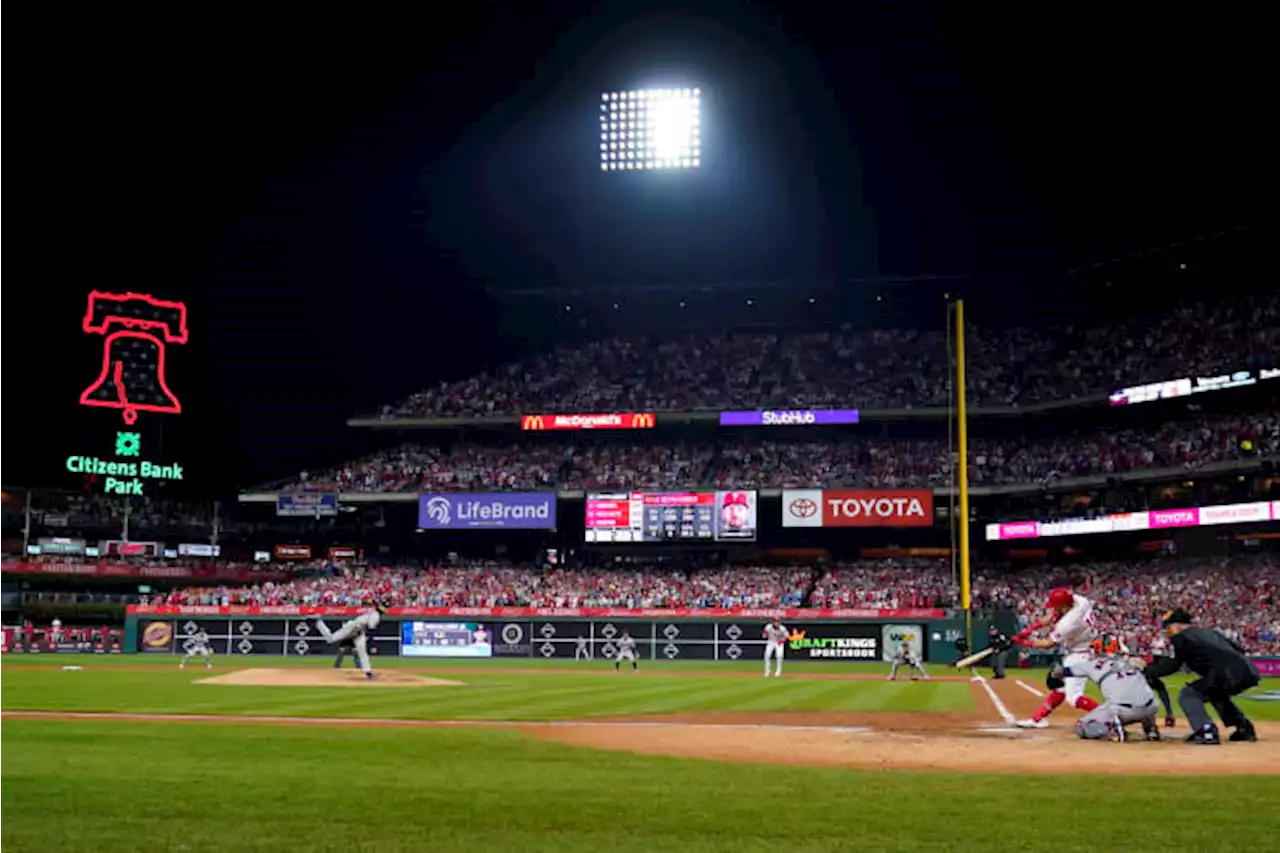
left=5, top=709, right=1276, bottom=776
left=196, top=669, right=462, bottom=688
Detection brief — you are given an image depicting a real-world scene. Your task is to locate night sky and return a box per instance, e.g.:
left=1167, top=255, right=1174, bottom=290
left=8, top=2, right=1272, bottom=496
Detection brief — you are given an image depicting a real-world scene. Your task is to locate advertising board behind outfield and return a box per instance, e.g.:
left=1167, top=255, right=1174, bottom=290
left=781, top=489, right=934, bottom=528
left=418, top=492, right=557, bottom=530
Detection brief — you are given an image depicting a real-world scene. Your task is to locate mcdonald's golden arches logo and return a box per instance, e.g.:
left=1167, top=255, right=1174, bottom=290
left=521, top=415, right=547, bottom=431
left=630, top=412, right=656, bottom=429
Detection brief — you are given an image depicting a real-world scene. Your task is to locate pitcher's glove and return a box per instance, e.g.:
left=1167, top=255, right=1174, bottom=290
left=1045, top=664, right=1066, bottom=690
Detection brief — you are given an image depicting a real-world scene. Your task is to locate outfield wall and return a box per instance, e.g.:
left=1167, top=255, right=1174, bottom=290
left=124, top=607, right=1001, bottom=664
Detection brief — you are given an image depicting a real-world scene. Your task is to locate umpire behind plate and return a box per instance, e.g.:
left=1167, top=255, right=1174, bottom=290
left=1144, top=608, right=1260, bottom=745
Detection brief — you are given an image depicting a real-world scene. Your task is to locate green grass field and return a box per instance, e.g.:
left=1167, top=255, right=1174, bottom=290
left=4, top=656, right=1279, bottom=852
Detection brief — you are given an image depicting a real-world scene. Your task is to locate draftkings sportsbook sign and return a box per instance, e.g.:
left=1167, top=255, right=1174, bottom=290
left=785, top=624, right=881, bottom=660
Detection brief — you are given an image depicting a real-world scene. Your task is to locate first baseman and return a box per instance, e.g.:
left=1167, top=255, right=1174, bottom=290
left=316, top=601, right=385, bottom=680
left=887, top=642, right=928, bottom=681
left=762, top=617, right=788, bottom=677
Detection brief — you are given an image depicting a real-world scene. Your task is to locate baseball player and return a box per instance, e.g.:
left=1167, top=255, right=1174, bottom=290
left=333, top=638, right=359, bottom=669
left=762, top=617, right=788, bottom=677
left=1014, top=587, right=1102, bottom=728
left=614, top=631, right=638, bottom=671
left=887, top=642, right=928, bottom=681
left=316, top=601, right=385, bottom=680
left=1049, top=655, right=1160, bottom=742
left=179, top=630, right=214, bottom=670
left=575, top=635, right=591, bottom=661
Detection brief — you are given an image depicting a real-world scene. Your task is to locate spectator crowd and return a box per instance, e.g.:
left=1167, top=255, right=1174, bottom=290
left=381, top=294, right=1278, bottom=416
left=150, top=554, right=1279, bottom=654
left=286, top=411, right=1279, bottom=493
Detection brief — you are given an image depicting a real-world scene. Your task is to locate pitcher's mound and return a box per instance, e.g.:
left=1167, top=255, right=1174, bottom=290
left=196, top=669, right=462, bottom=688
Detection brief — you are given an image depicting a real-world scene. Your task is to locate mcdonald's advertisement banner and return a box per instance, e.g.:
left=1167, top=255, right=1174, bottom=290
left=520, top=412, right=656, bottom=431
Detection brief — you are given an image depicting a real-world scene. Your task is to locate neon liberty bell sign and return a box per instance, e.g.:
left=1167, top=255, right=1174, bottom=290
left=78, top=291, right=188, bottom=425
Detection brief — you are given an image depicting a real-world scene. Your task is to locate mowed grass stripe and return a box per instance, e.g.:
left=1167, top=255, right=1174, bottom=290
left=6, top=719, right=1280, bottom=853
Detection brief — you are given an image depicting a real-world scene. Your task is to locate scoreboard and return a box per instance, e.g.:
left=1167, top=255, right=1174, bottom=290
left=584, top=491, right=758, bottom=543
left=400, top=621, right=493, bottom=658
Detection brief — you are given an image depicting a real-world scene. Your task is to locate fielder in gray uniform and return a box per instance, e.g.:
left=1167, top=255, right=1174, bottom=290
left=614, top=632, right=638, bottom=671
left=180, top=630, right=214, bottom=670
left=887, top=642, right=928, bottom=681
left=316, top=603, right=384, bottom=680
left=1050, top=655, right=1159, bottom=742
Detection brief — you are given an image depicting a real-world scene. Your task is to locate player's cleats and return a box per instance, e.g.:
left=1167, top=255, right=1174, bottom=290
left=1185, top=724, right=1221, bottom=745
left=1142, top=720, right=1161, bottom=741
left=1016, top=718, right=1049, bottom=729
left=1108, top=717, right=1126, bottom=743
left=1229, top=723, right=1258, bottom=742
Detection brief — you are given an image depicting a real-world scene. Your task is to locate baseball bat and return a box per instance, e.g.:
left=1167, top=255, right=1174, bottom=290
left=954, top=647, right=995, bottom=669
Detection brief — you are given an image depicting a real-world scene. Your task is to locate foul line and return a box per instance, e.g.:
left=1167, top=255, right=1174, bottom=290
left=0, top=710, right=872, bottom=734
left=971, top=674, right=1016, bottom=724
left=1015, top=679, right=1045, bottom=698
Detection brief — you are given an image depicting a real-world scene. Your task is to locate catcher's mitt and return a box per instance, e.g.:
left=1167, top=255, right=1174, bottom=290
left=1045, top=664, right=1066, bottom=690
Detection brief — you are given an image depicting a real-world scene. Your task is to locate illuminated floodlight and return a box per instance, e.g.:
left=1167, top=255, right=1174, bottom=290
left=599, top=88, right=701, bottom=171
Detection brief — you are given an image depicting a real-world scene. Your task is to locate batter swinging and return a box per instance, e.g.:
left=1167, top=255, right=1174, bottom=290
left=1015, top=588, right=1101, bottom=728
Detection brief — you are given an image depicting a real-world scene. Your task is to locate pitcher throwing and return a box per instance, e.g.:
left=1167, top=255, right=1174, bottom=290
left=316, top=601, right=385, bottom=680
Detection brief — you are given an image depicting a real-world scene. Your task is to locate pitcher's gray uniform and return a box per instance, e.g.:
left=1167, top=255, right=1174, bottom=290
left=1057, top=655, right=1158, bottom=741
left=614, top=633, right=638, bottom=670
left=888, top=642, right=928, bottom=680
left=180, top=630, right=213, bottom=669
left=763, top=620, right=788, bottom=677
left=316, top=607, right=381, bottom=679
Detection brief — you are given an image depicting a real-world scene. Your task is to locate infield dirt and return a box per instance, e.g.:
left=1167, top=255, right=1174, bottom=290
left=196, top=669, right=463, bottom=688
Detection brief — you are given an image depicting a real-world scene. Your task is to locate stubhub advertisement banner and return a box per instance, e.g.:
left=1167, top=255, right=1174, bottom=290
left=719, top=409, right=860, bottom=427
left=418, top=492, right=557, bottom=530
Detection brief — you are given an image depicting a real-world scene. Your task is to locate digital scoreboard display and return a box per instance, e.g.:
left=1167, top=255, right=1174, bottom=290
left=400, top=622, right=493, bottom=658
left=584, top=491, right=758, bottom=543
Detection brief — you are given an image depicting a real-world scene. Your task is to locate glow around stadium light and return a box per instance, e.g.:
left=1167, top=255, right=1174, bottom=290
left=599, top=88, right=701, bottom=171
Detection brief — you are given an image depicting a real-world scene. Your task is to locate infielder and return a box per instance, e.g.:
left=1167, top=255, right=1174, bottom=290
left=762, top=617, right=788, bottom=677
left=613, top=631, right=638, bottom=671
left=316, top=601, right=384, bottom=680
left=1014, top=587, right=1101, bottom=728
left=887, top=642, right=928, bottom=681
left=180, top=630, right=214, bottom=670
left=575, top=635, right=591, bottom=661
left=1049, top=655, right=1160, bottom=742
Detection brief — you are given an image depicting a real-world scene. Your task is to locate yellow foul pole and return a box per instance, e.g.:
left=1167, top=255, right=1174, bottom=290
left=955, top=300, right=972, bottom=646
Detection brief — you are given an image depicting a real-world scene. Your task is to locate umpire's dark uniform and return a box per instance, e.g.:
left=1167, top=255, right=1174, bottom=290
left=1148, top=608, right=1259, bottom=744
left=987, top=626, right=1009, bottom=678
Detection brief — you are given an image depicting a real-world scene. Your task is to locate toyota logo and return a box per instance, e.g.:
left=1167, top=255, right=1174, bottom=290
left=788, top=498, right=818, bottom=519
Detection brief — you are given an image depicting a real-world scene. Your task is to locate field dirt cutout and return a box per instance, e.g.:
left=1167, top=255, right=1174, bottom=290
left=197, top=669, right=461, bottom=688
left=526, top=712, right=1280, bottom=776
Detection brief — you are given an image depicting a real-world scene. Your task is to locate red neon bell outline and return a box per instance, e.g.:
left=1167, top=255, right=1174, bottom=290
left=78, top=291, right=188, bottom=425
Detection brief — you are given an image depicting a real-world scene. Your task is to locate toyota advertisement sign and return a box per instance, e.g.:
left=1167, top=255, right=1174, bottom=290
left=417, top=492, right=557, bottom=530
left=782, top=489, right=934, bottom=528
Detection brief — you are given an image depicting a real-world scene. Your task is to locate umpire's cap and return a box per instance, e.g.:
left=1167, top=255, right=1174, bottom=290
left=1161, top=607, right=1192, bottom=626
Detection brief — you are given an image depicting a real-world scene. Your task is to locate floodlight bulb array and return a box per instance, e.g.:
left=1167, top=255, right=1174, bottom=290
left=599, top=88, right=701, bottom=171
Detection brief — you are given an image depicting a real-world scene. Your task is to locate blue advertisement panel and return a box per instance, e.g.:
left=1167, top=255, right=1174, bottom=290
left=276, top=493, right=338, bottom=517
left=417, top=492, right=557, bottom=530
left=401, top=621, right=493, bottom=658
